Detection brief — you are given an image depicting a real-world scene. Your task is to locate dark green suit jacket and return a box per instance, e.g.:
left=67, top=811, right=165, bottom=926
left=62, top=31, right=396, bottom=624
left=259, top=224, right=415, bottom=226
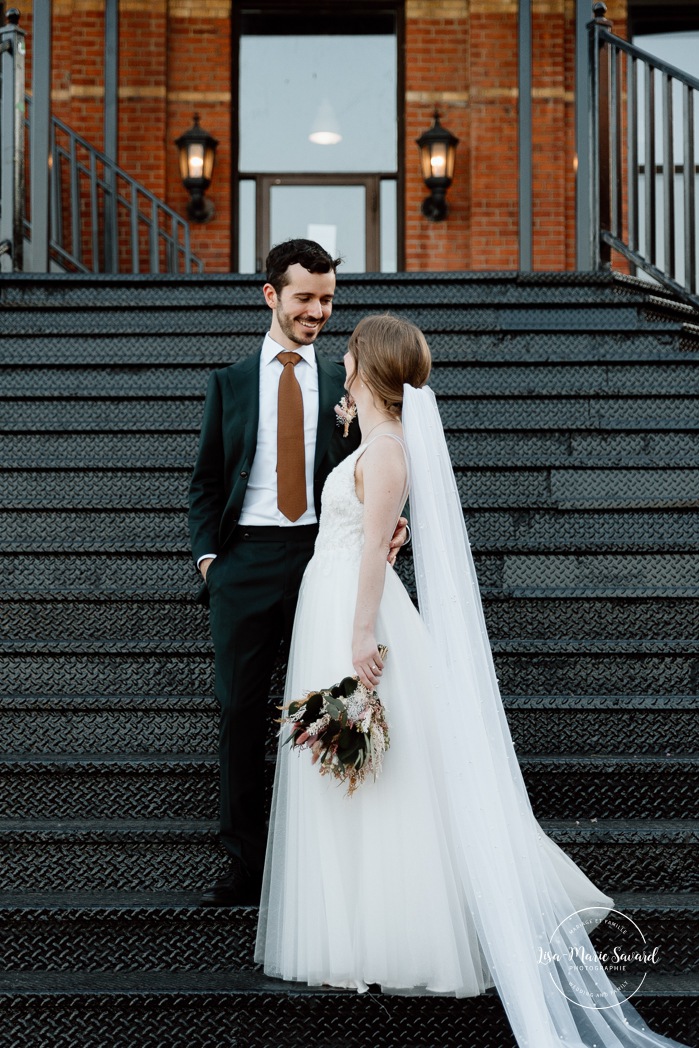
left=188, top=348, right=361, bottom=570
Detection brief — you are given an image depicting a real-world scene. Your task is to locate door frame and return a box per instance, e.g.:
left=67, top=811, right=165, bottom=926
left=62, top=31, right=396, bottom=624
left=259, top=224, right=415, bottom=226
left=231, top=0, right=405, bottom=272
left=252, top=173, right=388, bottom=272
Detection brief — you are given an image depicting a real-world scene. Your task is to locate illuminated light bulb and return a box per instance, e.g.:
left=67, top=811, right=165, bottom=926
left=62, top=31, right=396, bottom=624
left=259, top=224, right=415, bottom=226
left=309, top=130, right=342, bottom=145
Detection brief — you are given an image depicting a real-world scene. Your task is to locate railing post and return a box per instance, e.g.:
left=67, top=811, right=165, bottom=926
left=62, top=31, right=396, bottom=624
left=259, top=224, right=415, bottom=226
left=518, top=0, right=532, bottom=271
left=103, top=0, right=118, bottom=272
left=590, top=2, right=613, bottom=270
left=29, top=0, right=51, bottom=272
left=575, top=0, right=592, bottom=270
left=0, top=8, right=26, bottom=271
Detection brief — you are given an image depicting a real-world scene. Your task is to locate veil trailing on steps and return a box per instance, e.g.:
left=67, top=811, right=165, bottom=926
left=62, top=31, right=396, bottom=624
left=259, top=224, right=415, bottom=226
left=401, top=384, right=688, bottom=1048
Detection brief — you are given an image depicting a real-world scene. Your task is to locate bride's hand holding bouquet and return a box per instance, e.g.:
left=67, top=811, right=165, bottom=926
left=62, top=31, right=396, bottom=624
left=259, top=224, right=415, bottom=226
left=352, top=628, right=384, bottom=690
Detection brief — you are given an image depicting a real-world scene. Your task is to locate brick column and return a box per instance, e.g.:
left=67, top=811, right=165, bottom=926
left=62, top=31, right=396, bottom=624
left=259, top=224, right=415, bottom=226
left=165, top=0, right=232, bottom=272
left=405, top=0, right=470, bottom=270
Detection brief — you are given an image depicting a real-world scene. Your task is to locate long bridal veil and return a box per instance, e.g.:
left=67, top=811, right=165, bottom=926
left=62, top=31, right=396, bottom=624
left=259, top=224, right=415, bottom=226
left=401, top=384, right=688, bottom=1048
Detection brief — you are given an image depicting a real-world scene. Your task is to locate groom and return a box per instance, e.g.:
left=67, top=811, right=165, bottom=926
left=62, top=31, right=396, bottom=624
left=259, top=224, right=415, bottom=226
left=189, top=239, right=405, bottom=906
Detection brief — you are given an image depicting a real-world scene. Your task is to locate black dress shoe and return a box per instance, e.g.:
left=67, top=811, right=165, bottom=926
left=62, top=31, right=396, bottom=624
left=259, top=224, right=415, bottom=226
left=200, top=859, right=263, bottom=906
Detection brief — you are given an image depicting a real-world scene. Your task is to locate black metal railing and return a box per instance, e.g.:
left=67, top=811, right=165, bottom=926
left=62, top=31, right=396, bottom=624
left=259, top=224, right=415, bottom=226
left=590, top=3, right=699, bottom=307
left=0, top=9, right=25, bottom=271
left=1, top=8, right=201, bottom=273
left=26, top=100, right=204, bottom=274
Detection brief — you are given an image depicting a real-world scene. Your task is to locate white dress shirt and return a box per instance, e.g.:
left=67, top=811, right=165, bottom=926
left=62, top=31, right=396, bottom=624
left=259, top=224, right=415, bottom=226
left=197, top=333, right=321, bottom=569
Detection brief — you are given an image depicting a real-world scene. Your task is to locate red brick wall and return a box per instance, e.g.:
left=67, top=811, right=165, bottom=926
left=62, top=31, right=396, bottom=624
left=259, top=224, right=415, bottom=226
left=405, top=3, right=471, bottom=270
left=406, top=0, right=627, bottom=272
left=18, top=0, right=629, bottom=272
left=165, top=1, right=231, bottom=271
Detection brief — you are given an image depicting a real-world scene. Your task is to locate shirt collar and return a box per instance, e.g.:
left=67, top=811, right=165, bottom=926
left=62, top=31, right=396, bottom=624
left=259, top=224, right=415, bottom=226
left=262, top=332, right=316, bottom=368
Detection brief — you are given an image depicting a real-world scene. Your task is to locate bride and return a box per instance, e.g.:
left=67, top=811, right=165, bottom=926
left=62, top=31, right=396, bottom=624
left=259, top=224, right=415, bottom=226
left=255, top=314, right=689, bottom=1048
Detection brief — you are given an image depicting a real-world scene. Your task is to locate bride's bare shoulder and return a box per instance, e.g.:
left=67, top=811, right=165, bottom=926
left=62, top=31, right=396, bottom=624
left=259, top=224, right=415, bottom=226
left=355, top=432, right=407, bottom=503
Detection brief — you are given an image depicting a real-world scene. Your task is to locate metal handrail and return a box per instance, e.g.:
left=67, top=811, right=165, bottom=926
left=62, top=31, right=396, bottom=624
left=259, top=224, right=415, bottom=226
left=589, top=3, right=698, bottom=308
left=23, top=96, right=203, bottom=274
left=0, top=11, right=25, bottom=271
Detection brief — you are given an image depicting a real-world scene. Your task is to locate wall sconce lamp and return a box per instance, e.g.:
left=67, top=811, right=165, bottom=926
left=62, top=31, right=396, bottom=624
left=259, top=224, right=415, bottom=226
left=175, top=114, right=219, bottom=222
left=416, top=111, right=459, bottom=221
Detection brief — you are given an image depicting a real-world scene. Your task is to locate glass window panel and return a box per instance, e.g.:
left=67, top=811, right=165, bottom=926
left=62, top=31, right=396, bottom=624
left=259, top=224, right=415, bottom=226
left=270, top=185, right=366, bottom=271
left=238, top=179, right=256, bottom=273
left=380, top=180, right=397, bottom=273
left=632, top=30, right=699, bottom=293
left=633, top=32, right=699, bottom=165
left=240, top=35, right=396, bottom=173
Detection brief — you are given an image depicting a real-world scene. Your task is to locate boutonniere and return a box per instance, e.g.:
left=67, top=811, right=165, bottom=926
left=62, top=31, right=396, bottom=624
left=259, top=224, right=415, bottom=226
left=334, top=394, right=357, bottom=438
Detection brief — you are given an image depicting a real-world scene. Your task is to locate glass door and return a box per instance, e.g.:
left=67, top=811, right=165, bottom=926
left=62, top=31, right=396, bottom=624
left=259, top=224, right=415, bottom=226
left=236, top=5, right=400, bottom=272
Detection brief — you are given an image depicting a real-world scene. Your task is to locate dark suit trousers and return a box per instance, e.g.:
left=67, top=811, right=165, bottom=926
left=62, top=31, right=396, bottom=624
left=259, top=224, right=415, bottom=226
left=206, top=525, right=318, bottom=875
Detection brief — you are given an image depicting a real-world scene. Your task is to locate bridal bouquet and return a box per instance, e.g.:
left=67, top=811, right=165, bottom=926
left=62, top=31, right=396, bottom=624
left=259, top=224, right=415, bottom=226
left=280, top=646, right=390, bottom=797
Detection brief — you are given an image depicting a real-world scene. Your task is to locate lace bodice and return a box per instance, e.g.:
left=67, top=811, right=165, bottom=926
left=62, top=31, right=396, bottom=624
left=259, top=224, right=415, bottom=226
left=314, top=445, right=367, bottom=555
left=314, top=435, right=407, bottom=556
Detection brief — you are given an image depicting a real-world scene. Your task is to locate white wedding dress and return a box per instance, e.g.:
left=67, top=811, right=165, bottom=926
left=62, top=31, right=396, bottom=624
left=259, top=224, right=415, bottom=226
left=256, top=388, right=689, bottom=1048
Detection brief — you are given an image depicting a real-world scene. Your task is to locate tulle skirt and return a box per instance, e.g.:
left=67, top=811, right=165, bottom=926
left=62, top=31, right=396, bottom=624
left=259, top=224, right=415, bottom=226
left=255, top=548, right=611, bottom=997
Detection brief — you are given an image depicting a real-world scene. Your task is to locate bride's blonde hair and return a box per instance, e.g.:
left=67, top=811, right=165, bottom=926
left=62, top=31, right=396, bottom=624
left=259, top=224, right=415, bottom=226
left=347, top=314, right=432, bottom=417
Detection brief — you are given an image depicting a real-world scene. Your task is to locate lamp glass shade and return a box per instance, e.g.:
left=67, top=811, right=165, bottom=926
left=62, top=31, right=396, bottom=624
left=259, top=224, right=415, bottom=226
left=444, top=140, right=456, bottom=180
left=429, top=142, right=448, bottom=179
left=188, top=143, right=205, bottom=179
left=176, top=115, right=219, bottom=185
left=417, top=113, right=458, bottom=184
left=203, top=142, right=216, bottom=180
left=178, top=145, right=190, bottom=182
left=420, top=138, right=456, bottom=182
left=419, top=142, right=432, bottom=182
left=309, top=98, right=343, bottom=145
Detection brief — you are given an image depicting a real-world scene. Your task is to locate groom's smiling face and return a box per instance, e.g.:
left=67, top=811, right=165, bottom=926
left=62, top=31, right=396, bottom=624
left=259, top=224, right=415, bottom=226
left=264, top=263, right=335, bottom=349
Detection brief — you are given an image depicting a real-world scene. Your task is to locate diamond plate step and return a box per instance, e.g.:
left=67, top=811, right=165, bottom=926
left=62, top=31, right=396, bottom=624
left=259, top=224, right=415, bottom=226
left=0, top=753, right=696, bottom=822
left=503, top=695, right=699, bottom=756
left=4, top=330, right=699, bottom=367
left=0, top=820, right=696, bottom=894
left=0, top=891, right=694, bottom=976
left=0, top=302, right=669, bottom=339
left=5, top=360, right=699, bottom=398
left=0, top=892, right=260, bottom=973
left=5, top=594, right=699, bottom=643
left=2, top=637, right=699, bottom=696
left=3, top=466, right=699, bottom=511
left=0, top=819, right=226, bottom=892
left=3, top=508, right=699, bottom=554
left=520, top=756, right=699, bottom=819
left=5, top=429, right=699, bottom=470
left=0, top=971, right=695, bottom=1048
left=5, top=551, right=699, bottom=600
left=0, top=695, right=218, bottom=755
left=0, top=268, right=662, bottom=307
left=0, top=268, right=670, bottom=308
left=0, top=694, right=696, bottom=758
left=4, top=394, right=699, bottom=432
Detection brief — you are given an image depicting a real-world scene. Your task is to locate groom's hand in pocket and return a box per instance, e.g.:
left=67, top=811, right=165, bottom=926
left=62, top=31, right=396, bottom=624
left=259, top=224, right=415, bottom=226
left=387, top=516, right=409, bottom=566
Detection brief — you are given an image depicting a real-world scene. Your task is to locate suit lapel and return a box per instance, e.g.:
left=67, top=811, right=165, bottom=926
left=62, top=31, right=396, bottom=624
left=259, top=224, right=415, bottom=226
left=314, top=353, right=344, bottom=472
left=227, top=349, right=261, bottom=456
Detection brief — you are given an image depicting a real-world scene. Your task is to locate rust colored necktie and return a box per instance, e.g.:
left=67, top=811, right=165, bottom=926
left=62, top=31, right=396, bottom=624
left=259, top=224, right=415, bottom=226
left=276, top=351, right=307, bottom=521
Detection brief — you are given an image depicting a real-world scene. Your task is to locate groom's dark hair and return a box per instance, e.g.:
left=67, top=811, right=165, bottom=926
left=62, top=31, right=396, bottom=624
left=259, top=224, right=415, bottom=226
left=265, top=238, right=342, bottom=295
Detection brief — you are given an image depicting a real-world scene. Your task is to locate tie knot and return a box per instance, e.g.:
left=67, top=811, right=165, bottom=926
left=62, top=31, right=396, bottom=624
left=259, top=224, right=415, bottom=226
left=277, top=351, right=302, bottom=368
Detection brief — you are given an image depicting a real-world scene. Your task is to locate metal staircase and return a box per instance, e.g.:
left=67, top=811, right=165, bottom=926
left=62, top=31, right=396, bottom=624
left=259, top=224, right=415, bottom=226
left=0, top=271, right=697, bottom=1045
